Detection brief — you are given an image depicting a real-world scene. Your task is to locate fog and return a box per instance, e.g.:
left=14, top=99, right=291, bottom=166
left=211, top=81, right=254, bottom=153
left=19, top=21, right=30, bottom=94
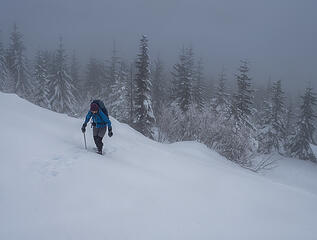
left=1, top=0, right=316, bottom=91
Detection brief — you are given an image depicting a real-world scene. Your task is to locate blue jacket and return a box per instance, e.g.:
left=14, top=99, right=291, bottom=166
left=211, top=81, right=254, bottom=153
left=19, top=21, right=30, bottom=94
left=84, top=110, right=112, bottom=128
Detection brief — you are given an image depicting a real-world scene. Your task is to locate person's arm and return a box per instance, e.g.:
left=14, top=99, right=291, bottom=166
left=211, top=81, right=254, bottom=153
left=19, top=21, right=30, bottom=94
left=84, top=111, right=92, bottom=125
left=100, top=111, right=113, bottom=137
left=99, top=111, right=112, bottom=128
left=81, top=111, right=92, bottom=133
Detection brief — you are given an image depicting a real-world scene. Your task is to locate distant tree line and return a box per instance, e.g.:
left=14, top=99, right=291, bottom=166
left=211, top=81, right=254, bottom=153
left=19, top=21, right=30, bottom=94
left=1, top=24, right=317, bottom=167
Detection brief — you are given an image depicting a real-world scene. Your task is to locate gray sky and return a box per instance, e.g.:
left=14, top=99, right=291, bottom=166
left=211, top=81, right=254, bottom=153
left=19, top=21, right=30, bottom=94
left=1, top=0, right=316, bottom=91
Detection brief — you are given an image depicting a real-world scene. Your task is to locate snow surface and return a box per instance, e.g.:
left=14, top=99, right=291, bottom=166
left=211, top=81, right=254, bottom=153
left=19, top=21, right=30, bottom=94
left=1, top=92, right=317, bottom=240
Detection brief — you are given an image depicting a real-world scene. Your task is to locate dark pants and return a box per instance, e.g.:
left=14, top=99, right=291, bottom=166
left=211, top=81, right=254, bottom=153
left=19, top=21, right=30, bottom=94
left=93, top=127, right=107, bottom=151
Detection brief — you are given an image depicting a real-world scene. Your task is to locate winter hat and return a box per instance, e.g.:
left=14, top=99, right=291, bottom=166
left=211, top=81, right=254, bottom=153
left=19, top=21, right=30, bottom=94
left=90, top=103, right=99, bottom=112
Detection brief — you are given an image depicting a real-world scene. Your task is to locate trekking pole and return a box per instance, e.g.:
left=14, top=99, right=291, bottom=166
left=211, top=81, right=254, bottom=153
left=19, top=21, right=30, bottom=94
left=83, top=132, right=87, bottom=150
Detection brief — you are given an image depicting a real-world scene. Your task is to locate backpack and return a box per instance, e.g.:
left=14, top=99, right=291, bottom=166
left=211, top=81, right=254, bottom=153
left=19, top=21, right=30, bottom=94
left=92, top=99, right=109, bottom=118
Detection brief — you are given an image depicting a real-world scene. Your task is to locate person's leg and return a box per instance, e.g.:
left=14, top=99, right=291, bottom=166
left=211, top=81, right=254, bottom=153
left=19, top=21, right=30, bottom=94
left=93, top=127, right=101, bottom=150
left=96, top=127, right=107, bottom=153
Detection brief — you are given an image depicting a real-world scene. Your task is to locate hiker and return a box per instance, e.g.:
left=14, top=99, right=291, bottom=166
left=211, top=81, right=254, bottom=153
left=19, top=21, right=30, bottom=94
left=81, top=101, right=113, bottom=155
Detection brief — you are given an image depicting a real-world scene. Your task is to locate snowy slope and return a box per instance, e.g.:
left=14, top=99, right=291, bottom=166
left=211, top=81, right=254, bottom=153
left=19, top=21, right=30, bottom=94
left=1, top=92, right=317, bottom=240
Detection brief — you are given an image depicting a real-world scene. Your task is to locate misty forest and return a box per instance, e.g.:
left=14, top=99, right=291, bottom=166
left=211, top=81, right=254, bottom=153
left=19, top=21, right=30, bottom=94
left=0, top=24, right=316, bottom=169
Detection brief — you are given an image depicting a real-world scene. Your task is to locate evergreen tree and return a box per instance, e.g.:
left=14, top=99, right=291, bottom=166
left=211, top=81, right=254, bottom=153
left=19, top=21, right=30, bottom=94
left=126, top=62, right=136, bottom=124
left=285, top=99, right=295, bottom=138
left=271, top=81, right=285, bottom=124
left=0, top=34, right=9, bottom=92
left=215, top=69, right=227, bottom=105
left=230, top=60, right=254, bottom=129
left=47, top=38, right=77, bottom=115
left=257, top=80, right=286, bottom=153
left=108, top=41, right=120, bottom=86
left=104, top=42, right=120, bottom=107
left=271, top=80, right=286, bottom=146
left=288, top=87, right=317, bottom=161
left=33, top=50, right=50, bottom=108
left=70, top=51, right=80, bottom=90
left=6, top=24, right=32, bottom=97
left=213, top=68, right=230, bottom=114
left=205, top=76, right=215, bottom=102
left=108, top=61, right=129, bottom=122
left=265, top=76, right=272, bottom=100
left=295, top=87, right=317, bottom=145
left=152, top=56, right=165, bottom=117
left=192, top=57, right=205, bottom=111
left=253, top=85, right=267, bottom=112
left=133, top=35, right=155, bottom=138
left=85, top=57, right=104, bottom=99
left=171, top=47, right=193, bottom=113
left=218, top=60, right=256, bottom=164
left=70, top=51, right=81, bottom=106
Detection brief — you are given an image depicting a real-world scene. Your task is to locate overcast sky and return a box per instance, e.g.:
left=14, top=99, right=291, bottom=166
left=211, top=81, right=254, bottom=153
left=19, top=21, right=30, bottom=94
left=0, top=0, right=316, bottom=92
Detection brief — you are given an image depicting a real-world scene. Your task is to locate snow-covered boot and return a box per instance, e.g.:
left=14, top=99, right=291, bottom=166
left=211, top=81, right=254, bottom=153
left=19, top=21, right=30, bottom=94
left=94, top=136, right=103, bottom=155
left=97, top=149, right=103, bottom=155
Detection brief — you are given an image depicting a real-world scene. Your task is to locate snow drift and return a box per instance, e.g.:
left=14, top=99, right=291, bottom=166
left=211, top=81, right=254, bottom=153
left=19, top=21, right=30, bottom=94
left=0, top=92, right=317, bottom=240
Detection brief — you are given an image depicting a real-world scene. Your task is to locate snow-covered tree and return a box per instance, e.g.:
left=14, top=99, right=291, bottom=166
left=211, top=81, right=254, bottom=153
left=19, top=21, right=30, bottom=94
left=6, top=24, right=32, bottom=97
left=230, top=60, right=255, bottom=130
left=210, top=116, right=254, bottom=165
left=257, top=80, right=286, bottom=154
left=33, top=50, right=50, bottom=108
left=218, top=60, right=257, bottom=164
left=0, top=35, right=9, bottom=92
left=85, top=57, right=105, bottom=100
left=155, top=105, right=178, bottom=142
left=70, top=51, right=81, bottom=92
left=70, top=51, right=80, bottom=86
left=171, top=47, right=194, bottom=113
left=104, top=42, right=121, bottom=108
left=285, top=100, right=295, bottom=138
left=287, top=87, right=317, bottom=161
left=108, top=61, right=129, bottom=122
left=213, top=68, right=230, bottom=114
left=133, top=35, right=155, bottom=138
left=152, top=56, right=166, bottom=117
left=192, top=57, right=205, bottom=111
left=265, top=77, right=272, bottom=100
left=126, top=62, right=136, bottom=124
left=47, top=38, right=77, bottom=115
left=69, top=51, right=82, bottom=112
left=205, top=77, right=215, bottom=102
left=108, top=41, right=120, bottom=86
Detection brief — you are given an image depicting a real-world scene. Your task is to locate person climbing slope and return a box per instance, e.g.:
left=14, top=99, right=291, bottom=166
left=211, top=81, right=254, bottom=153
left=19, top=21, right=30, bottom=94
left=81, top=100, right=113, bottom=155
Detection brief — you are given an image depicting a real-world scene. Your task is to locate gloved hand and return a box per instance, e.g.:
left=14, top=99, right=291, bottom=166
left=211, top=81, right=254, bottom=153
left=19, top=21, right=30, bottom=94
left=92, top=122, right=96, bottom=127
left=81, top=123, right=87, bottom=133
left=108, top=127, right=113, bottom=137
